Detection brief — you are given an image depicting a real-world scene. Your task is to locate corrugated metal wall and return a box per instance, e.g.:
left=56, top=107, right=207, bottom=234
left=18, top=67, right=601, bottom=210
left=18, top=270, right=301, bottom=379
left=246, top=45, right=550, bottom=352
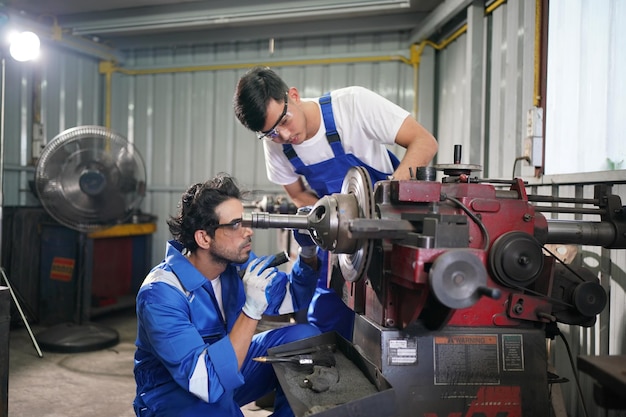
left=111, top=32, right=415, bottom=260
left=435, top=0, right=536, bottom=178
left=1, top=33, right=414, bottom=262
left=2, top=49, right=101, bottom=206
left=1, top=1, right=624, bottom=416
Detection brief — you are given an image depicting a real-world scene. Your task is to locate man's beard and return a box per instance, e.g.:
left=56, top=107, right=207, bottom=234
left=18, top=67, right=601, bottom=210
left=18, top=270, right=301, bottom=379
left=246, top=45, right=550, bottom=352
left=209, top=238, right=251, bottom=266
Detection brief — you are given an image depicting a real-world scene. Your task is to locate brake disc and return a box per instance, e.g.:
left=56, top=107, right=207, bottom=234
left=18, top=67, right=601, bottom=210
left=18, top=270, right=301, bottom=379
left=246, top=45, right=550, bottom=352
left=338, top=166, right=375, bottom=283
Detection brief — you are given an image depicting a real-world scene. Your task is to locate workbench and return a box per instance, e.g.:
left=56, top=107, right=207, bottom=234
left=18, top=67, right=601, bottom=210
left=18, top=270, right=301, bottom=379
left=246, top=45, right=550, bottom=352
left=578, top=355, right=626, bottom=409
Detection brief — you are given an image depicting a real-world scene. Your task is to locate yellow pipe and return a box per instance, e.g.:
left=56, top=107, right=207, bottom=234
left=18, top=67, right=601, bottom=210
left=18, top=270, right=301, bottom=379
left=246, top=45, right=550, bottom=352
left=410, top=41, right=436, bottom=116
left=112, top=54, right=412, bottom=76
left=486, top=0, right=507, bottom=15
left=98, top=1, right=513, bottom=127
left=437, top=24, right=468, bottom=50
left=409, top=25, right=467, bottom=118
left=534, top=0, right=542, bottom=106
left=99, top=54, right=411, bottom=126
left=99, top=61, right=115, bottom=129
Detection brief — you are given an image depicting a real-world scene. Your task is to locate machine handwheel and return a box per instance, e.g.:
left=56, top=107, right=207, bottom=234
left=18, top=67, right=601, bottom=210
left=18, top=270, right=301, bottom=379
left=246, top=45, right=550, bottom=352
left=429, top=250, right=488, bottom=309
left=338, top=166, right=375, bottom=282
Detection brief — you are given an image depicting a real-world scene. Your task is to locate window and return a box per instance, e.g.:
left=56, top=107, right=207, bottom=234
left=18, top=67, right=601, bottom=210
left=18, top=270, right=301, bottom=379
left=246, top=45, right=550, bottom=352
left=544, top=0, right=625, bottom=175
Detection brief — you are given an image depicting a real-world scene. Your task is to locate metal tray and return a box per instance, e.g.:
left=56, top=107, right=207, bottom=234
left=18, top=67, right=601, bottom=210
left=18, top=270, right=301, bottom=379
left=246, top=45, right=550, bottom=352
left=268, top=331, right=397, bottom=417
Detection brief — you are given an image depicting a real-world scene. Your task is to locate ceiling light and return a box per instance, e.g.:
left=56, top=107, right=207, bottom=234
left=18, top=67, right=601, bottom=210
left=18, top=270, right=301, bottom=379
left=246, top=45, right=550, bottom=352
left=8, top=30, right=40, bottom=62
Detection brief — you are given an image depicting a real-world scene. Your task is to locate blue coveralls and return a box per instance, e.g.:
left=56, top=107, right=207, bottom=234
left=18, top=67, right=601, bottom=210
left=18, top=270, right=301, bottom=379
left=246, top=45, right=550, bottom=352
left=133, top=240, right=321, bottom=417
left=282, top=93, right=400, bottom=341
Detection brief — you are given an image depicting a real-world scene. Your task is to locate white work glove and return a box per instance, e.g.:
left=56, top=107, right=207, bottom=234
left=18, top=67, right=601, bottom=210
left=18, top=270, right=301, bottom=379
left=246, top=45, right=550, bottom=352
left=241, top=255, right=278, bottom=320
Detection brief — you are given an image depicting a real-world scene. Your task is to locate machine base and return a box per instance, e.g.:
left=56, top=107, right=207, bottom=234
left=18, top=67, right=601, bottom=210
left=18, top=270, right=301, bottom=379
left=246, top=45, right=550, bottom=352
left=268, top=331, right=397, bottom=417
left=352, top=314, right=551, bottom=417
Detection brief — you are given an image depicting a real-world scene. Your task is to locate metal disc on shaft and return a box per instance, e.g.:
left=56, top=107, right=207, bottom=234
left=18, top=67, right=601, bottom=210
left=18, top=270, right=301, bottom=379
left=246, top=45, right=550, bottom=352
left=489, top=231, right=544, bottom=288
left=433, top=163, right=483, bottom=172
left=338, top=166, right=375, bottom=283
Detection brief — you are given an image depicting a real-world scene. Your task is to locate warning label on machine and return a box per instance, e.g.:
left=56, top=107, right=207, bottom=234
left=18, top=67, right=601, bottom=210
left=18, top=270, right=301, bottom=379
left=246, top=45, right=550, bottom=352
left=433, top=335, right=500, bottom=385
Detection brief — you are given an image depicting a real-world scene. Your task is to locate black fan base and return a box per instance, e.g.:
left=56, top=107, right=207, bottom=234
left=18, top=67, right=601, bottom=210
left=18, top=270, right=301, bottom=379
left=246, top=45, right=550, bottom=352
left=36, top=322, right=120, bottom=353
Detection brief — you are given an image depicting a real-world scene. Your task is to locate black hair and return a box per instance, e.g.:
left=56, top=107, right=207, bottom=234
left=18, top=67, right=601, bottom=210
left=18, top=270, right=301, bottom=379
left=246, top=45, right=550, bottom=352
left=233, top=66, right=289, bottom=132
left=167, top=173, right=246, bottom=251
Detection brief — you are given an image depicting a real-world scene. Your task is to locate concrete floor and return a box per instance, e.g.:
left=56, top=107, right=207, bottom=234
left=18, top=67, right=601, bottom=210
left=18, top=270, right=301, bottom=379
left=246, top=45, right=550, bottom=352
left=7, top=308, right=273, bottom=417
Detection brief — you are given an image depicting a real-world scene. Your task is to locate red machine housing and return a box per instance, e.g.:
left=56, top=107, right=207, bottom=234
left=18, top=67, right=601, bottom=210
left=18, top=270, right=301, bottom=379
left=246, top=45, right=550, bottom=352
left=242, top=163, right=623, bottom=417
left=352, top=177, right=557, bottom=332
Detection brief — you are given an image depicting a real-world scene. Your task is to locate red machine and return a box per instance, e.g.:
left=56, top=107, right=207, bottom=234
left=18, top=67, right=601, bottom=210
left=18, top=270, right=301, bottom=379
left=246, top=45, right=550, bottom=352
left=243, top=151, right=625, bottom=417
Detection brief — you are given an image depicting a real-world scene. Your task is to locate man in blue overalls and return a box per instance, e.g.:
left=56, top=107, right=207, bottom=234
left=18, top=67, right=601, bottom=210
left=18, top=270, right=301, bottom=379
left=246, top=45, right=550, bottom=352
left=134, top=174, right=321, bottom=416
left=234, top=66, right=438, bottom=340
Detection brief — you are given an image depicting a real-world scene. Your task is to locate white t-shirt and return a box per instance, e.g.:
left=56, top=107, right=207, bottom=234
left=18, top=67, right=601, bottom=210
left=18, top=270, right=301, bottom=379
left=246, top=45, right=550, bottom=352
left=210, top=276, right=225, bottom=319
left=263, top=86, right=410, bottom=186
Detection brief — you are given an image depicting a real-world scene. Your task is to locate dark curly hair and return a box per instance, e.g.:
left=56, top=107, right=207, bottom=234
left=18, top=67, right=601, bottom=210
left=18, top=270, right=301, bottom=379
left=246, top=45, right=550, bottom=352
left=167, top=173, right=247, bottom=251
left=233, top=66, right=289, bottom=132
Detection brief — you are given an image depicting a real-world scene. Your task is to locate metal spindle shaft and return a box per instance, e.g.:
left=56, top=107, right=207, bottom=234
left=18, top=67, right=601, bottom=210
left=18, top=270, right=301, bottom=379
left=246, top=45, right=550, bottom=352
left=241, top=212, right=309, bottom=230
left=544, top=220, right=620, bottom=248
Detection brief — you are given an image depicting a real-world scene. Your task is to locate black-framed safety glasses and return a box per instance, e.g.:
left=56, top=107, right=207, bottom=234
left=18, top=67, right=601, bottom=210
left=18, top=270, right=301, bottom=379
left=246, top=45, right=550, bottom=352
left=257, top=92, right=288, bottom=141
left=213, top=218, right=244, bottom=237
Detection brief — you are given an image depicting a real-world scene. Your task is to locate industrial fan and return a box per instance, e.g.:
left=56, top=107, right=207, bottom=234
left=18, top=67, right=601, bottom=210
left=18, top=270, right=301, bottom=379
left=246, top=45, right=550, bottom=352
left=33, top=125, right=147, bottom=352
left=35, top=125, right=146, bottom=232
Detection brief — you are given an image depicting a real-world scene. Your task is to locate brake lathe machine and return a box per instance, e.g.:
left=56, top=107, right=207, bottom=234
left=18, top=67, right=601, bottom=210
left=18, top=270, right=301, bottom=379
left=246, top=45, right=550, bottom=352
left=243, top=148, right=625, bottom=416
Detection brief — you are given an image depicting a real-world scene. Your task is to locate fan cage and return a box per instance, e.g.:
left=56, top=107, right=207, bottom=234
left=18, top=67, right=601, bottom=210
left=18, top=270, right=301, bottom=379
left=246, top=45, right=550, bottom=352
left=35, top=125, right=147, bottom=233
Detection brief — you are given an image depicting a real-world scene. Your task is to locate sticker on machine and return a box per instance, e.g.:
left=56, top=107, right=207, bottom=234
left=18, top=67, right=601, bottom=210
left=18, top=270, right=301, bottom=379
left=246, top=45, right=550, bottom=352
left=433, top=334, right=500, bottom=385
left=502, top=334, right=525, bottom=371
left=387, top=338, right=418, bottom=365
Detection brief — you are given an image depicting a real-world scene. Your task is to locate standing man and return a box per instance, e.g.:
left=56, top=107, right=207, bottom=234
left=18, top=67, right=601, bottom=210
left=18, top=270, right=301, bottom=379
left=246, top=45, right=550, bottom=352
left=233, top=66, right=438, bottom=340
left=133, top=173, right=320, bottom=417
left=233, top=66, right=438, bottom=207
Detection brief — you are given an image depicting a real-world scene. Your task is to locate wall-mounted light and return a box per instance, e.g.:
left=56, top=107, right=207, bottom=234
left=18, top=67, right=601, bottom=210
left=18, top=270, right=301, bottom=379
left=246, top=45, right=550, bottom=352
left=8, top=30, right=40, bottom=62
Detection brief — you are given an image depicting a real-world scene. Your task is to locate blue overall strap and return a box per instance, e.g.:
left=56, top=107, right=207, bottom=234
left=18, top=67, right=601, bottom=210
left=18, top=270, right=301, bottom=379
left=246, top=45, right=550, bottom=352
left=319, top=93, right=345, bottom=156
left=282, top=143, right=306, bottom=171
left=282, top=92, right=346, bottom=168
